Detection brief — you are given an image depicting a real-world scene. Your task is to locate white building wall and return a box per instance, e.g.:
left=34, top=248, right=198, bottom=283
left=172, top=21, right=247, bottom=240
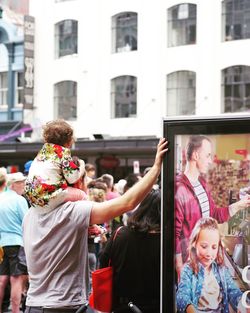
left=25, top=0, right=250, bottom=140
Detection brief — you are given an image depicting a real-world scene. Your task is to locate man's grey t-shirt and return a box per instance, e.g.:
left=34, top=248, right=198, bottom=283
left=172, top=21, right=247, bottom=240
left=23, top=200, right=93, bottom=308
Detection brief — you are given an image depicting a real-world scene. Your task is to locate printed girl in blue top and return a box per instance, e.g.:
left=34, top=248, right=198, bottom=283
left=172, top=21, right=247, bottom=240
left=176, top=217, right=248, bottom=313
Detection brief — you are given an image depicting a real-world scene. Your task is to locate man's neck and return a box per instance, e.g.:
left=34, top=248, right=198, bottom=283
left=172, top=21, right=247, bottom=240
left=184, top=163, right=200, bottom=183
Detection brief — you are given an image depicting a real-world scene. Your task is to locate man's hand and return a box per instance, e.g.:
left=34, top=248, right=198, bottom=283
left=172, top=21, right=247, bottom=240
left=90, top=138, right=168, bottom=225
left=152, top=138, right=168, bottom=170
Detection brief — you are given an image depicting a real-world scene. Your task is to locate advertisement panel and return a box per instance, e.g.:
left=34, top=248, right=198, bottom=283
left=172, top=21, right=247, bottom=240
left=162, top=116, right=250, bottom=313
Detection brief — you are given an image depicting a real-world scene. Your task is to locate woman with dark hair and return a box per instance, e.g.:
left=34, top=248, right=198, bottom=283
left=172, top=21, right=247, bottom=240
left=99, top=189, right=161, bottom=313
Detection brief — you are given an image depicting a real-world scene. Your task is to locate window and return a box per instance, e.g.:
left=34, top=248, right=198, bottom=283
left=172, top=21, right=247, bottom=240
left=112, top=12, right=137, bottom=53
left=15, top=72, right=24, bottom=106
left=54, top=81, right=77, bottom=120
left=55, top=20, right=78, bottom=58
left=222, top=66, right=250, bottom=113
left=222, top=0, right=250, bottom=41
left=0, top=72, right=8, bottom=107
left=111, top=76, right=137, bottom=118
left=167, top=71, right=196, bottom=116
left=168, top=3, right=196, bottom=47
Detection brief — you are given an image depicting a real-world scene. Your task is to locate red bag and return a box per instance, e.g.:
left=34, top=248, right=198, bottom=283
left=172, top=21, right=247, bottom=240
left=89, top=266, right=113, bottom=312
left=89, top=227, right=122, bottom=312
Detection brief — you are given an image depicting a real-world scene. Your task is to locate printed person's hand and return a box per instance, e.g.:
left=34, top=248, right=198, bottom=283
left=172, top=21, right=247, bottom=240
left=186, top=304, right=196, bottom=313
left=152, top=138, right=168, bottom=170
left=232, top=195, right=250, bottom=213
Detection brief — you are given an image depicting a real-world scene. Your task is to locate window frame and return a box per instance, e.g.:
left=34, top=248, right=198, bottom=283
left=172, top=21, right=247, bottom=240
left=222, top=65, right=250, bottom=113
left=166, top=70, right=196, bottom=116
left=111, top=75, right=137, bottom=118
left=222, top=0, right=250, bottom=41
left=55, top=19, right=78, bottom=58
left=112, top=12, right=138, bottom=53
left=54, top=80, right=77, bottom=120
left=0, top=72, right=8, bottom=109
left=167, top=3, right=197, bottom=47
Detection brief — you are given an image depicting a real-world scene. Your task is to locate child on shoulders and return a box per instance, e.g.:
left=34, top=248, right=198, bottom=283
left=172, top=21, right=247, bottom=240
left=25, top=119, right=86, bottom=210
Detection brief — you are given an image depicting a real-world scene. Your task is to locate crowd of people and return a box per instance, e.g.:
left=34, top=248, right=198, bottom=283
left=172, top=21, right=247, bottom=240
left=0, top=119, right=167, bottom=313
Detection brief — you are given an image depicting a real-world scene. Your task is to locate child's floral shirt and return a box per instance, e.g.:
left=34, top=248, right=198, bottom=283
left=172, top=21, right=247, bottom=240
left=25, top=143, right=84, bottom=207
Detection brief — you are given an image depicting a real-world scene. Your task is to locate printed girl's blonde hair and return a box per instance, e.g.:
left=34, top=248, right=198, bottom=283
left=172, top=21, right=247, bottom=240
left=87, top=180, right=107, bottom=203
left=188, top=217, right=224, bottom=275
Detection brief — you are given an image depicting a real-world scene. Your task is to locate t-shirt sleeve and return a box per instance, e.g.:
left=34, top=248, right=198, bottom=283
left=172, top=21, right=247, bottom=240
left=63, top=200, right=93, bottom=228
left=17, top=195, right=29, bottom=222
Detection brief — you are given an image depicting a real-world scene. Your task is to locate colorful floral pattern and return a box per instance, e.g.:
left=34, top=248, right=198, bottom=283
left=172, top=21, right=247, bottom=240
left=25, top=143, right=82, bottom=207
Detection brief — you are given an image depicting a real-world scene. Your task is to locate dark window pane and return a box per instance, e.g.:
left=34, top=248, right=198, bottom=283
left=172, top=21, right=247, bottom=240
left=167, top=71, right=196, bottom=116
left=168, top=4, right=197, bottom=47
left=112, top=12, right=137, bottom=53
left=54, top=81, right=77, bottom=120
left=55, top=20, right=78, bottom=58
left=222, top=65, right=250, bottom=113
left=111, top=76, right=137, bottom=118
left=222, top=0, right=250, bottom=41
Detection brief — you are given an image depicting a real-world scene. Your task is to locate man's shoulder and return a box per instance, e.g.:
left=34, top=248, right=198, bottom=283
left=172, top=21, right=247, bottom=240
left=175, top=174, right=192, bottom=191
left=61, top=200, right=93, bottom=210
left=56, top=200, right=93, bottom=220
left=2, top=189, right=25, bottom=201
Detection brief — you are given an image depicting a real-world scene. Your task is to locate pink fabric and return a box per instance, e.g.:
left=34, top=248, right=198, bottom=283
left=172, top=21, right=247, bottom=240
left=106, top=191, right=120, bottom=200
left=175, top=174, right=230, bottom=262
left=64, top=187, right=87, bottom=202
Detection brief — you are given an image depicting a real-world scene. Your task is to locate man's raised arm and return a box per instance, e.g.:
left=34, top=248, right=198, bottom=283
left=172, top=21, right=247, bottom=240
left=90, top=138, right=168, bottom=225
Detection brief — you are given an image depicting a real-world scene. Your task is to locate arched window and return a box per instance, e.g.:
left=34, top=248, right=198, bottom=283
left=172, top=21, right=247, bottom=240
left=168, top=3, right=196, bottom=47
left=222, top=0, right=250, bottom=41
left=167, top=71, right=196, bottom=116
left=112, top=12, right=137, bottom=53
left=54, top=81, right=77, bottom=120
left=55, top=20, right=78, bottom=58
left=222, top=66, right=250, bottom=112
left=111, top=75, right=137, bottom=118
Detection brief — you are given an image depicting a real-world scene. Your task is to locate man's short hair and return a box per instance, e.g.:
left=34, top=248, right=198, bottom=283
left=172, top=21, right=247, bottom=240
left=186, top=135, right=211, bottom=161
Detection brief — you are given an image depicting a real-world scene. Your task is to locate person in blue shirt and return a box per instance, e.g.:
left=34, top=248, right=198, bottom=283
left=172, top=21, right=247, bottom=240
left=176, top=217, right=248, bottom=313
left=0, top=170, right=29, bottom=313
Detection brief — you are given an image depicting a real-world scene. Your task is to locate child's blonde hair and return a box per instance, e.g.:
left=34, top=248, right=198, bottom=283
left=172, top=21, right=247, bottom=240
left=188, top=217, right=224, bottom=275
left=42, top=119, right=74, bottom=147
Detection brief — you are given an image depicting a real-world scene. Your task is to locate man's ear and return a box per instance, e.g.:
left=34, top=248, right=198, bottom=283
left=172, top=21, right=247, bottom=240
left=191, top=150, right=199, bottom=161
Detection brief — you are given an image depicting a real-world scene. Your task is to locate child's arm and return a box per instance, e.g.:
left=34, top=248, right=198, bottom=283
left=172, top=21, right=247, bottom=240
left=176, top=264, right=195, bottom=312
